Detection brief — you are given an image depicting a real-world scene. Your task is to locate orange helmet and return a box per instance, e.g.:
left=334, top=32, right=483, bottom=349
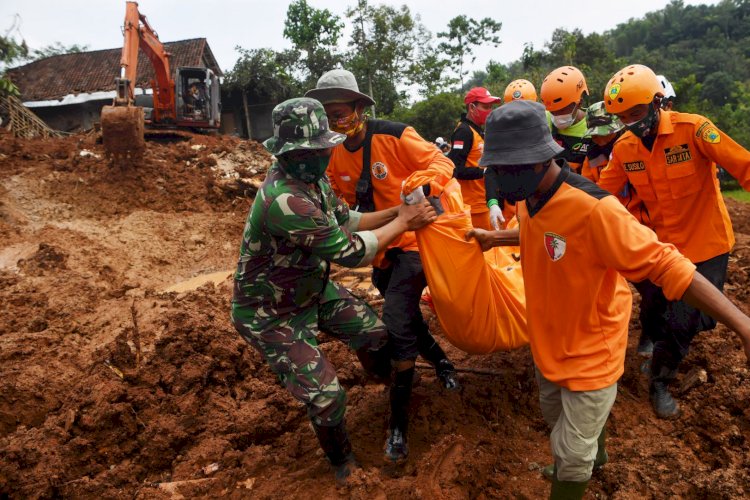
left=604, top=64, right=663, bottom=114
left=540, top=66, right=588, bottom=112
left=504, top=79, right=538, bottom=102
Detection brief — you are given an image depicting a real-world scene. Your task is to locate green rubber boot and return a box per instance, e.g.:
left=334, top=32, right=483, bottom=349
left=550, top=471, right=589, bottom=500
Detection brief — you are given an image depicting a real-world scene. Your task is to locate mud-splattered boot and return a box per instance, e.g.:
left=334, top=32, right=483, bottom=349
left=385, top=367, right=414, bottom=462
left=355, top=344, right=392, bottom=382
left=636, top=331, right=654, bottom=357
left=550, top=469, right=589, bottom=500
left=417, top=335, right=460, bottom=391
left=312, top=420, right=360, bottom=485
left=649, top=365, right=680, bottom=419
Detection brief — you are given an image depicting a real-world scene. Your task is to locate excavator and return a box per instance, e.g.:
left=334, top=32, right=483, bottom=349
left=101, top=1, right=221, bottom=158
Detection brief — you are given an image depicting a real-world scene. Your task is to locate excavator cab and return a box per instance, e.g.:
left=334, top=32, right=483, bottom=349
left=175, top=68, right=220, bottom=128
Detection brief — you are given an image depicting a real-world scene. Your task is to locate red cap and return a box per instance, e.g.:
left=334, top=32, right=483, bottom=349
left=464, top=87, right=501, bottom=105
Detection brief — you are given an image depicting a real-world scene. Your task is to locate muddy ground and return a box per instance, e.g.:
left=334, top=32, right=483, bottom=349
left=0, top=131, right=748, bottom=499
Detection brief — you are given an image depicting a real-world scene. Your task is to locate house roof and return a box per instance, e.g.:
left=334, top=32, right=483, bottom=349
left=7, top=38, right=222, bottom=102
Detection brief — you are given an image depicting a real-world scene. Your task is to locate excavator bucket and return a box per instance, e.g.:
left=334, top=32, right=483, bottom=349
left=101, top=105, right=145, bottom=159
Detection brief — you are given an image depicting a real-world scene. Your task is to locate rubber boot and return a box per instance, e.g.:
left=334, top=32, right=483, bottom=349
left=550, top=469, right=589, bottom=500
left=385, top=367, right=414, bottom=461
left=355, top=344, right=392, bottom=382
left=417, top=335, right=460, bottom=391
left=312, top=420, right=360, bottom=485
left=542, top=425, right=607, bottom=480
left=649, top=356, right=680, bottom=419
left=636, top=331, right=654, bottom=357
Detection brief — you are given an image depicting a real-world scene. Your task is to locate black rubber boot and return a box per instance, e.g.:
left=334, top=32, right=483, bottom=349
left=355, top=344, right=392, bottom=382
left=312, top=420, right=360, bottom=484
left=648, top=352, right=680, bottom=418
left=637, top=331, right=654, bottom=357
left=417, top=335, right=460, bottom=391
left=385, top=367, right=414, bottom=461
left=550, top=469, right=589, bottom=500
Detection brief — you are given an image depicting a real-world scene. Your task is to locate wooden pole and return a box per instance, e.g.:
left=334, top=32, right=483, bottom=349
left=241, top=90, right=253, bottom=140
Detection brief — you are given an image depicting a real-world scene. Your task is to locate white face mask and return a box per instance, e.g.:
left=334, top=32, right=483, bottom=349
left=552, top=112, right=575, bottom=129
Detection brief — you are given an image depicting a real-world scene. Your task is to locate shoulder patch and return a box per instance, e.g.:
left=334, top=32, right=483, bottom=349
left=701, top=127, right=721, bottom=144
left=664, top=144, right=692, bottom=164
left=623, top=161, right=646, bottom=172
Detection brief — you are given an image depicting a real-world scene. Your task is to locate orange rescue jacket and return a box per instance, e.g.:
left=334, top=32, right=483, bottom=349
left=327, top=120, right=454, bottom=268
left=598, top=111, right=750, bottom=263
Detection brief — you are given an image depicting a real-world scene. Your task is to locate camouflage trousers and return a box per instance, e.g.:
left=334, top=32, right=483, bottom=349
left=232, top=280, right=387, bottom=427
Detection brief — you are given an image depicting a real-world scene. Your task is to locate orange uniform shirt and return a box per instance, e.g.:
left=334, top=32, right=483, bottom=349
left=327, top=120, right=453, bottom=268
left=582, top=154, right=649, bottom=226
left=598, top=111, right=750, bottom=263
left=518, top=166, right=695, bottom=391
left=447, top=118, right=488, bottom=216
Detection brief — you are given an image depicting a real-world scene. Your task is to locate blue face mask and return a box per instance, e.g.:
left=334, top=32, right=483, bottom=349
left=490, top=161, right=551, bottom=202
left=281, top=154, right=331, bottom=183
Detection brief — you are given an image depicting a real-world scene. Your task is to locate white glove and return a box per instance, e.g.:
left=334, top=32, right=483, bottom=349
left=401, top=180, right=426, bottom=205
left=489, top=204, right=505, bottom=230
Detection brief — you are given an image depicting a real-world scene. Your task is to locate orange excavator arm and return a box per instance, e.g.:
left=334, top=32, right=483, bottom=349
left=117, top=1, right=175, bottom=123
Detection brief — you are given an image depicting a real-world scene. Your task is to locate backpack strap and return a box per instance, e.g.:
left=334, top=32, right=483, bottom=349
left=354, top=120, right=377, bottom=213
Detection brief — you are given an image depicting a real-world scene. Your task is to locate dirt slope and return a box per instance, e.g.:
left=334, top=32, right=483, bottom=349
left=0, top=132, right=748, bottom=499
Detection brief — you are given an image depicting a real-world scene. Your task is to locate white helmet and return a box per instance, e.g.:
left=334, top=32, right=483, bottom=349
left=435, top=137, right=446, bottom=146
left=656, top=75, right=676, bottom=99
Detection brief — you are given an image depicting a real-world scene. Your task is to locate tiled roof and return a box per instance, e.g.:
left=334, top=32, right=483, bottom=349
left=7, top=38, right=222, bottom=102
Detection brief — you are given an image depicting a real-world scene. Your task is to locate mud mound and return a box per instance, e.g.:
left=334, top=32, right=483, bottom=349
left=1, top=131, right=749, bottom=499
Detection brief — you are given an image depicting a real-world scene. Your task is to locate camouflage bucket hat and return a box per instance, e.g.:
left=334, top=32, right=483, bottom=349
left=585, top=101, right=625, bottom=137
left=263, top=97, right=347, bottom=156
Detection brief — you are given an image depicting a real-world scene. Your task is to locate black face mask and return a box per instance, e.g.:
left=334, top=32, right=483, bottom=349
left=491, top=161, right=551, bottom=202
left=625, top=103, right=659, bottom=138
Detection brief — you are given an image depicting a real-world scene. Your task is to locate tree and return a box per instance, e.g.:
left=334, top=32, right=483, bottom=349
left=30, top=42, right=88, bottom=61
left=437, top=15, right=502, bottom=88
left=0, top=15, right=29, bottom=96
left=223, top=47, right=302, bottom=103
left=345, top=1, right=429, bottom=115
left=387, top=92, right=464, bottom=142
left=283, top=0, right=344, bottom=88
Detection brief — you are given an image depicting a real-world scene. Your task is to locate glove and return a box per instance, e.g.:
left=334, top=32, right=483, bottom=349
left=489, top=203, right=505, bottom=230
left=401, top=180, right=426, bottom=205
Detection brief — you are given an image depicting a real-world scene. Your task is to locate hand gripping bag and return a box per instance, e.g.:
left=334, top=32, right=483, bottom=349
left=411, top=178, right=528, bottom=353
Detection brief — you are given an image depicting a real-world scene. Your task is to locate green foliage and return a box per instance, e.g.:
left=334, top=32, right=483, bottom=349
left=30, top=42, right=89, bottom=61
left=1, top=18, right=28, bottom=97
left=385, top=92, right=464, bottom=142
left=283, top=0, right=344, bottom=87
left=223, top=47, right=302, bottom=103
left=437, top=15, right=502, bottom=88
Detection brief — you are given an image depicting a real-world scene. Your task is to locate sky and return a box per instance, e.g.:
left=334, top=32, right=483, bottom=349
left=2, top=0, right=719, bottom=75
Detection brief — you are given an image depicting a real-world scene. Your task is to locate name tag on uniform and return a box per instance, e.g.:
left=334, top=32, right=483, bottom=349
left=664, top=144, right=692, bottom=165
left=623, top=161, right=646, bottom=172
left=340, top=175, right=351, bottom=182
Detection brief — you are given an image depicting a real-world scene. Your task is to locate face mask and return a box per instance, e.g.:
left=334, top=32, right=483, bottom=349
left=330, top=110, right=365, bottom=137
left=492, top=161, right=551, bottom=202
left=623, top=104, right=658, bottom=138
left=586, top=140, right=615, bottom=161
left=551, top=107, right=577, bottom=130
left=471, top=104, right=492, bottom=126
left=282, top=154, right=331, bottom=183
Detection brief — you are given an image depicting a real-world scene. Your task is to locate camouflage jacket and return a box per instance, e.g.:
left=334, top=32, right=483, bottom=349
left=232, top=163, right=378, bottom=316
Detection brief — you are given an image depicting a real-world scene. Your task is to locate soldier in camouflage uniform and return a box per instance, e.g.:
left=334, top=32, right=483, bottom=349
left=231, top=97, right=437, bottom=484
